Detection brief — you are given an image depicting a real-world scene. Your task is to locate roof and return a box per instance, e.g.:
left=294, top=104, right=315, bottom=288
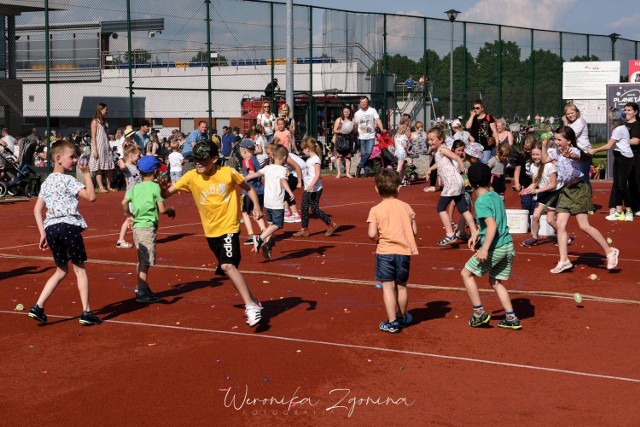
left=0, top=1, right=69, bottom=15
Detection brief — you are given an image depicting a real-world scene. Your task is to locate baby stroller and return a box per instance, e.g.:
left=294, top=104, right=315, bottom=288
left=0, top=140, right=41, bottom=198
left=367, top=132, right=418, bottom=181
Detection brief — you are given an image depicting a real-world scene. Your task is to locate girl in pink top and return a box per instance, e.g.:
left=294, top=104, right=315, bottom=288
left=274, top=118, right=298, bottom=155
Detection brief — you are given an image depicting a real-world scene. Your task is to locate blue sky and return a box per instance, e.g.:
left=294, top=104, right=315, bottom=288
left=292, top=0, right=640, bottom=41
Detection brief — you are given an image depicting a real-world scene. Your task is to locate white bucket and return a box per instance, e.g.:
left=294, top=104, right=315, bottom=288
left=531, top=215, right=556, bottom=236
left=506, top=209, right=529, bottom=234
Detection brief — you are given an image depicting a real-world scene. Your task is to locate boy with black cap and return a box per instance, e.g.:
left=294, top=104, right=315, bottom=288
left=160, top=141, right=265, bottom=327
left=461, top=162, right=522, bottom=330
left=123, top=155, right=176, bottom=303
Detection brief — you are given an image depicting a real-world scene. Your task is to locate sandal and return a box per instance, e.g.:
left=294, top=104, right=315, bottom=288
left=437, top=234, right=456, bottom=246
left=522, top=237, right=539, bottom=247
left=423, top=186, right=436, bottom=192
left=550, top=261, right=574, bottom=274
left=116, top=240, right=133, bottom=249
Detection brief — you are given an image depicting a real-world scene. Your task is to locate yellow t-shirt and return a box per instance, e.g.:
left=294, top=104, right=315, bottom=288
left=367, top=198, right=418, bottom=256
left=173, top=166, right=245, bottom=237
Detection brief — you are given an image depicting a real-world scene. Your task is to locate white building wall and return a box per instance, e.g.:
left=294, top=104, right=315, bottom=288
left=22, top=62, right=366, bottom=121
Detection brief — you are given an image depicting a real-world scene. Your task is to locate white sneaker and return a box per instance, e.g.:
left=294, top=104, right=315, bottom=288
left=625, top=210, right=634, bottom=221
left=245, top=302, right=263, bottom=327
left=605, top=210, right=625, bottom=221
left=635, top=211, right=640, bottom=217
left=287, top=213, right=301, bottom=223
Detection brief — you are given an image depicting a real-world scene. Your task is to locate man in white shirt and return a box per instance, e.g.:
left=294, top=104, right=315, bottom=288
left=353, top=96, right=384, bottom=177
left=1, top=128, right=17, bottom=156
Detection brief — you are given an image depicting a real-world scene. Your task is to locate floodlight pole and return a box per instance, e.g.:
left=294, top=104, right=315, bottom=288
left=445, top=9, right=460, bottom=120
left=286, top=0, right=294, bottom=119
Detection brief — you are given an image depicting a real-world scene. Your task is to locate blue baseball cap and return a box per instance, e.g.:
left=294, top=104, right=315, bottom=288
left=137, top=155, right=161, bottom=174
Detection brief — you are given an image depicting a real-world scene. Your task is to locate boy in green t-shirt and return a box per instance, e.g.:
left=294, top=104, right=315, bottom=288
left=123, top=156, right=176, bottom=303
left=461, top=162, right=522, bottom=330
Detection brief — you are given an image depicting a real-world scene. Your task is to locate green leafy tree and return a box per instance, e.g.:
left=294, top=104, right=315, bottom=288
left=123, top=48, right=151, bottom=64
left=191, top=51, right=228, bottom=66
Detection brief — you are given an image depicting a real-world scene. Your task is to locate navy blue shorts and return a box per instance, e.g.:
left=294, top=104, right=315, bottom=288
left=242, top=193, right=264, bottom=215
left=45, top=223, right=87, bottom=267
left=266, top=208, right=285, bottom=228
left=375, top=254, right=411, bottom=283
left=206, top=232, right=242, bottom=268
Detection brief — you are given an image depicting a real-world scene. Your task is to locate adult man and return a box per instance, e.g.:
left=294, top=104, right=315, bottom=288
left=354, top=96, right=384, bottom=177
left=133, top=120, right=151, bottom=151
left=264, top=78, right=280, bottom=99
left=405, top=75, right=415, bottom=94
left=465, top=99, right=497, bottom=164
left=220, top=126, right=234, bottom=158
left=183, top=120, right=209, bottom=162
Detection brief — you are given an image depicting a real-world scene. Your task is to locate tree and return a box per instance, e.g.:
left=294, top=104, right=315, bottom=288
left=191, top=51, right=228, bottom=66
left=570, top=54, right=600, bottom=62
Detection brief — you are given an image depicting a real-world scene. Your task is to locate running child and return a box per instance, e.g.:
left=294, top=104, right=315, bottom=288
left=245, top=144, right=295, bottom=259
left=461, top=162, right=522, bottom=330
left=159, top=141, right=264, bottom=326
left=28, top=139, right=101, bottom=326
left=283, top=144, right=304, bottom=223
left=115, top=143, right=142, bottom=249
left=426, top=127, right=477, bottom=245
left=293, top=136, right=339, bottom=237
left=455, top=142, right=484, bottom=241
left=393, top=123, right=410, bottom=184
left=542, top=126, right=619, bottom=273
left=123, top=156, right=176, bottom=303
left=367, top=169, right=418, bottom=334
left=521, top=141, right=560, bottom=247
left=239, top=139, right=267, bottom=248
left=445, top=140, right=467, bottom=231
left=512, top=135, right=535, bottom=215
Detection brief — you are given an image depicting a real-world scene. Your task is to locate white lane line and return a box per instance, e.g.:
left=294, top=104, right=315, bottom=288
left=4, top=311, right=639, bottom=384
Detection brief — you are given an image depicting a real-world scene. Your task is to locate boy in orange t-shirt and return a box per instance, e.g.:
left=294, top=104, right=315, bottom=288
left=367, top=169, right=418, bottom=334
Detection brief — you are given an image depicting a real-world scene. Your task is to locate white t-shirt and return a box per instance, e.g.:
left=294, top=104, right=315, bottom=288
left=611, top=124, right=633, bottom=158
left=255, top=135, right=268, bottom=165
left=1, top=134, right=16, bottom=152
left=394, top=134, right=408, bottom=160
left=530, top=162, right=559, bottom=194
left=260, top=164, right=288, bottom=209
left=39, top=172, right=87, bottom=229
left=287, top=152, right=306, bottom=178
left=353, top=107, right=380, bottom=140
left=257, top=113, right=276, bottom=136
left=168, top=151, right=185, bottom=172
left=111, top=136, right=125, bottom=158
left=303, top=155, right=323, bottom=192
left=569, top=118, right=591, bottom=151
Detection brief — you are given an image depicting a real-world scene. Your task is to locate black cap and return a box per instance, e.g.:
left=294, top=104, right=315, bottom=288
left=193, top=140, right=219, bottom=160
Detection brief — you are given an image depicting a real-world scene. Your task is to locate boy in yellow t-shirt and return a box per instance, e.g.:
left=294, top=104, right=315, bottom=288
left=367, top=169, right=418, bottom=334
left=160, top=141, right=264, bottom=327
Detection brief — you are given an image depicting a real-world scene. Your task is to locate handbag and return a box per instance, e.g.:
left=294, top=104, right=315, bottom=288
left=335, top=134, right=351, bottom=153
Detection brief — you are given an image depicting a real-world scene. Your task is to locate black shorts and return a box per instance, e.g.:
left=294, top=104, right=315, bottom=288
left=285, top=175, right=298, bottom=205
left=242, top=193, right=264, bottom=215
left=206, top=232, right=242, bottom=268
left=537, top=189, right=560, bottom=210
left=45, top=223, right=87, bottom=267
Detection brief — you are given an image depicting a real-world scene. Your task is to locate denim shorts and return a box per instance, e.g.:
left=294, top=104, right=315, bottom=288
left=375, top=254, right=411, bottom=283
left=266, top=208, right=284, bottom=228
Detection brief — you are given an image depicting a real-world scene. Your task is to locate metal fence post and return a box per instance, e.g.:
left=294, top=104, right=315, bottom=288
left=205, top=0, right=212, bottom=128
left=45, top=0, right=50, bottom=173
left=126, top=0, right=133, bottom=124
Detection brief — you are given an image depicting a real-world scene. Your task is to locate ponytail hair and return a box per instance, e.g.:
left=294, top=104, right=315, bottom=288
left=301, top=136, right=322, bottom=157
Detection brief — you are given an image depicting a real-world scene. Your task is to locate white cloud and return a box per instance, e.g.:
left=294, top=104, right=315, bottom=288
left=464, top=0, right=577, bottom=31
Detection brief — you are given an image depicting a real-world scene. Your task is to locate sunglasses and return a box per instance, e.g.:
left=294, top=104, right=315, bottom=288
left=473, top=107, right=481, bottom=110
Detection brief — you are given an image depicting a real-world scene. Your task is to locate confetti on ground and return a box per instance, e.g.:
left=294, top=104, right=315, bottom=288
left=454, top=315, right=459, bottom=318
left=148, top=343, right=156, bottom=347
left=367, top=359, right=372, bottom=362
left=262, top=280, right=269, bottom=284
left=176, top=322, right=181, bottom=325
left=573, top=293, right=583, bottom=304
left=232, top=326, right=239, bottom=329
left=15, top=304, right=24, bottom=311
left=606, top=237, right=613, bottom=244
left=589, top=274, right=598, bottom=280
left=374, top=284, right=382, bottom=289
left=296, top=350, right=302, bottom=353
left=343, top=309, right=351, bottom=314
left=263, top=378, right=269, bottom=382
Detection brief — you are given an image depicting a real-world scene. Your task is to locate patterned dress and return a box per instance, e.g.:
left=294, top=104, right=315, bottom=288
left=89, top=119, right=114, bottom=172
left=435, top=146, right=464, bottom=197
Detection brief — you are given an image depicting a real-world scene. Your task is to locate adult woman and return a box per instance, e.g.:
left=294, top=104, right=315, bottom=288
left=495, top=118, right=514, bottom=146
left=88, top=103, right=115, bottom=192
left=146, top=132, right=161, bottom=157
left=332, top=105, right=355, bottom=178
left=562, top=103, right=591, bottom=189
left=256, top=102, right=276, bottom=143
left=465, top=99, right=497, bottom=164
left=624, top=102, right=640, bottom=215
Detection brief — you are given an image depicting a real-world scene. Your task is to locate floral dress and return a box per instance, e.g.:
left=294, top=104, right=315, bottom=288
left=435, top=146, right=464, bottom=197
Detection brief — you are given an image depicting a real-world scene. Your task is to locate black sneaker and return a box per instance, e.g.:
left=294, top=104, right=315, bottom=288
left=469, top=310, right=491, bottom=328
left=255, top=236, right=264, bottom=253
left=28, top=304, right=47, bottom=323
left=135, top=287, right=162, bottom=304
left=243, top=236, right=255, bottom=246
left=498, top=317, right=522, bottom=330
left=79, top=311, right=102, bottom=326
left=261, top=241, right=272, bottom=259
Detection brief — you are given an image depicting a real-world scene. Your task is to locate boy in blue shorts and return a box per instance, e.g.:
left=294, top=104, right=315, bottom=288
left=244, top=144, right=295, bottom=259
left=160, top=141, right=264, bottom=327
left=367, top=169, right=418, bottom=334
left=123, top=156, right=176, bottom=303
left=461, top=162, right=522, bottom=330
left=28, top=139, right=101, bottom=326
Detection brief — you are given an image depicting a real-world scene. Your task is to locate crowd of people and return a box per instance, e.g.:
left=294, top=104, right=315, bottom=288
left=21, top=97, right=634, bottom=334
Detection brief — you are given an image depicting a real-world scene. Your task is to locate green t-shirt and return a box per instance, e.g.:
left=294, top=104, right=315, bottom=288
left=125, top=181, right=163, bottom=228
left=474, top=190, right=512, bottom=250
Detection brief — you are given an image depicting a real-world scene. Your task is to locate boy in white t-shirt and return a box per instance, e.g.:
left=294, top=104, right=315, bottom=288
left=244, top=144, right=295, bottom=259
left=168, top=140, right=185, bottom=182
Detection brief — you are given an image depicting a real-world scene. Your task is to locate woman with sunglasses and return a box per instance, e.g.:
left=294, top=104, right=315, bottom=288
left=465, top=99, right=497, bottom=164
left=257, top=102, right=277, bottom=143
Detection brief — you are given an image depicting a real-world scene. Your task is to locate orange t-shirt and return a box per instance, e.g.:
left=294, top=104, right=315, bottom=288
left=367, top=198, right=418, bottom=255
left=274, top=130, right=292, bottom=150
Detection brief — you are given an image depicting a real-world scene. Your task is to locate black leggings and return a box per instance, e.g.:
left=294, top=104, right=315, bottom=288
left=609, top=151, right=634, bottom=209
left=284, top=175, right=298, bottom=206
left=301, top=189, right=332, bottom=228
